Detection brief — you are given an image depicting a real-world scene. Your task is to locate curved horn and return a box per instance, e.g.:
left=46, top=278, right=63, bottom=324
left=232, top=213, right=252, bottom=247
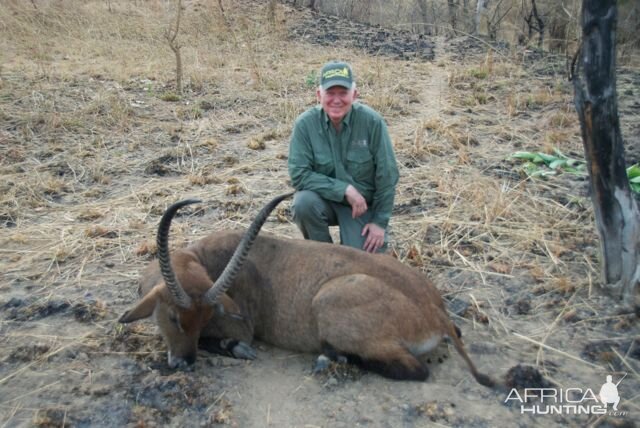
left=204, top=192, right=294, bottom=305
left=157, top=199, right=202, bottom=309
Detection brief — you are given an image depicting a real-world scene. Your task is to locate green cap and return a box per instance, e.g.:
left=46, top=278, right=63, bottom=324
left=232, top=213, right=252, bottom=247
left=319, top=61, right=354, bottom=90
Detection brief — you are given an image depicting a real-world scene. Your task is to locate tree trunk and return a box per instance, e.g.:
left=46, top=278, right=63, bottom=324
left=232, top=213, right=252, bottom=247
left=166, top=0, right=183, bottom=94
left=474, top=0, right=488, bottom=35
left=461, top=0, right=469, bottom=31
left=529, top=0, right=544, bottom=48
left=416, top=0, right=430, bottom=35
left=573, top=0, right=640, bottom=306
left=448, top=0, right=457, bottom=31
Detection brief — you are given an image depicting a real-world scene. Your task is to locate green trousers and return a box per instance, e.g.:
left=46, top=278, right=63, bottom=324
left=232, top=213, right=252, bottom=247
left=291, top=190, right=388, bottom=253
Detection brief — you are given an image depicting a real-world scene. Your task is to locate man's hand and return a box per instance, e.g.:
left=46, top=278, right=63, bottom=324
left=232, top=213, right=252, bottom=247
left=345, top=184, right=367, bottom=218
left=362, top=223, right=385, bottom=253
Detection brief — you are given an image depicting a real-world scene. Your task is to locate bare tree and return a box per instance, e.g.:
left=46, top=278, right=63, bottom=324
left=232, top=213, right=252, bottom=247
left=165, top=0, right=184, bottom=94
left=474, top=0, right=488, bottom=35
left=548, top=2, right=572, bottom=52
left=486, top=0, right=512, bottom=40
left=618, top=1, right=640, bottom=63
left=523, top=0, right=544, bottom=48
left=448, top=0, right=458, bottom=31
left=416, top=0, right=431, bottom=35
left=461, top=0, right=470, bottom=30
left=572, top=0, right=640, bottom=306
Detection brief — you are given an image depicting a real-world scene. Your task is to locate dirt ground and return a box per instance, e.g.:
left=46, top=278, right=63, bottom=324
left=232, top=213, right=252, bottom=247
left=1, top=1, right=639, bottom=427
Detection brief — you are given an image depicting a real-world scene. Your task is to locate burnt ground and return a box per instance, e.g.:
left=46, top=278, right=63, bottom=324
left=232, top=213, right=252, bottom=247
left=288, top=9, right=435, bottom=61
left=0, top=1, right=639, bottom=427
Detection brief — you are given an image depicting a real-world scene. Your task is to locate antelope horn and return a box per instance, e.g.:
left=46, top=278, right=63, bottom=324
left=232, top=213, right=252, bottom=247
left=204, top=192, right=294, bottom=306
left=157, top=198, right=202, bottom=309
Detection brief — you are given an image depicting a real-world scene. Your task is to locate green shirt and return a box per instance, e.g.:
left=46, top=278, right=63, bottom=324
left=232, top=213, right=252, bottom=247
left=288, top=103, right=399, bottom=229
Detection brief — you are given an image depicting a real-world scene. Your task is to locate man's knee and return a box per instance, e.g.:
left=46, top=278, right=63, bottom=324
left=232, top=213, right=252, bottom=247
left=292, top=191, right=327, bottom=222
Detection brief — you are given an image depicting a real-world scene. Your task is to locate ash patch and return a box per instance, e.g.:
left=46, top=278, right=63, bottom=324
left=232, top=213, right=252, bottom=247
left=144, top=154, right=183, bottom=176
left=445, top=35, right=509, bottom=62
left=109, top=325, right=165, bottom=365
left=124, top=371, right=230, bottom=426
left=393, top=197, right=423, bottom=215
left=33, top=408, right=83, bottom=428
left=5, top=343, right=51, bottom=363
left=505, top=364, right=553, bottom=390
left=1, top=212, right=17, bottom=228
left=1, top=296, right=29, bottom=310
left=591, top=416, right=638, bottom=428
left=504, top=294, right=533, bottom=316
left=582, top=339, right=639, bottom=369
left=132, top=372, right=208, bottom=410
left=446, top=296, right=471, bottom=317
left=289, top=12, right=434, bottom=61
left=72, top=299, right=108, bottom=323
left=5, top=299, right=70, bottom=321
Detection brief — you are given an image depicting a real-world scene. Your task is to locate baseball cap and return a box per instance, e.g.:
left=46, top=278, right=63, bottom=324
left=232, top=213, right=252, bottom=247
left=319, top=61, right=354, bottom=90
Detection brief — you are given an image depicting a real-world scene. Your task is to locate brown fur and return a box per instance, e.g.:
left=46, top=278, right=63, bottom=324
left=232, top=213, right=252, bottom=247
left=121, top=226, right=496, bottom=387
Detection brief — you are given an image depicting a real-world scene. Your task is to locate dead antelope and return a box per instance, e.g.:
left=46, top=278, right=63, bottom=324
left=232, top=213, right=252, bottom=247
left=120, top=193, right=495, bottom=387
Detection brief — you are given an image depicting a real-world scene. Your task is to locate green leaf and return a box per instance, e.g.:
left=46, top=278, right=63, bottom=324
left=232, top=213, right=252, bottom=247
left=549, top=159, right=567, bottom=169
left=532, top=154, right=547, bottom=164
left=552, top=148, right=568, bottom=159
left=564, top=166, right=586, bottom=175
left=523, top=162, right=540, bottom=175
left=627, top=164, right=640, bottom=179
left=536, top=153, right=558, bottom=164
left=511, top=152, right=537, bottom=160
left=629, top=176, right=640, bottom=184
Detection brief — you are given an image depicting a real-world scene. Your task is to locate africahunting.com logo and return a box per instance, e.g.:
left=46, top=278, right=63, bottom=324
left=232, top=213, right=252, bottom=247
left=504, top=374, right=629, bottom=416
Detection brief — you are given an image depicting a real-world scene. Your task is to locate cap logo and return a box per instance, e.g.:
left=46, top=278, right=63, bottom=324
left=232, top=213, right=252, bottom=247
left=322, top=67, right=350, bottom=80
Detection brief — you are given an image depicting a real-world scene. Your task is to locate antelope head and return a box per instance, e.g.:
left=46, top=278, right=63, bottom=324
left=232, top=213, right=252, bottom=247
left=119, top=193, right=293, bottom=368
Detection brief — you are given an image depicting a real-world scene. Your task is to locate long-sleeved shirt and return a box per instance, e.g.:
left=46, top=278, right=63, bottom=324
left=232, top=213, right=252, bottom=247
left=288, top=103, right=399, bottom=229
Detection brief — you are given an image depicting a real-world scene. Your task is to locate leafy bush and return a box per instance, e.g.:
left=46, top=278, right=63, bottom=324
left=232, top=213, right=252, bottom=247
left=627, top=164, right=640, bottom=193
left=511, top=149, right=585, bottom=178
left=512, top=150, right=640, bottom=194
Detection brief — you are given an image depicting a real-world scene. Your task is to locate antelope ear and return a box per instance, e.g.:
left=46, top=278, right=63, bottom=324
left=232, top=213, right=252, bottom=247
left=119, top=285, right=162, bottom=323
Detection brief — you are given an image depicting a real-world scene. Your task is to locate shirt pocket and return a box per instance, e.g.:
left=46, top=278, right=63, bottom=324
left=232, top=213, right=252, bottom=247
left=346, top=146, right=374, bottom=182
left=314, top=152, right=334, bottom=176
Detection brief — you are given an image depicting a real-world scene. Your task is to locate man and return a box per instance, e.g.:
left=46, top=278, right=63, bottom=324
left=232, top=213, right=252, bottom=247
left=288, top=61, right=399, bottom=253
left=599, top=375, right=621, bottom=411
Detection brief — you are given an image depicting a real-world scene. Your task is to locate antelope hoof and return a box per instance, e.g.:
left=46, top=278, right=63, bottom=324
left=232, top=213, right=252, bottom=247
left=231, top=341, right=257, bottom=360
left=336, top=355, right=348, bottom=364
left=168, top=354, right=195, bottom=371
left=312, top=354, right=331, bottom=374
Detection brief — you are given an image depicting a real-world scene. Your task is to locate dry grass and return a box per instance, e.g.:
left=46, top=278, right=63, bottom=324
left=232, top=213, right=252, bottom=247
left=1, top=1, right=639, bottom=426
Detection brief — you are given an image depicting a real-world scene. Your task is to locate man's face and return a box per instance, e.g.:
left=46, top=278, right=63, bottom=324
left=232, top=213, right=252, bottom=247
left=317, top=85, right=358, bottom=125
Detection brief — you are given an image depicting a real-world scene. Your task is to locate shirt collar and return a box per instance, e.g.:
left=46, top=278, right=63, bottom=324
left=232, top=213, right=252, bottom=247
left=321, top=106, right=353, bottom=131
